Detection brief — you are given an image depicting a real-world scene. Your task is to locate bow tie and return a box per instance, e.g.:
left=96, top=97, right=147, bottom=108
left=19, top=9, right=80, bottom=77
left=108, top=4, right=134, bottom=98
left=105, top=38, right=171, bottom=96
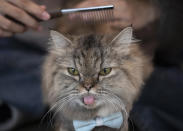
left=73, top=112, right=123, bottom=131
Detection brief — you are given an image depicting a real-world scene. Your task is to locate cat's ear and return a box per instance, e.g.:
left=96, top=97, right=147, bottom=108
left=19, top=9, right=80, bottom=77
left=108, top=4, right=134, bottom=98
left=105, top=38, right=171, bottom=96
left=111, top=27, right=139, bottom=45
left=50, top=30, right=72, bottom=48
left=110, top=27, right=139, bottom=54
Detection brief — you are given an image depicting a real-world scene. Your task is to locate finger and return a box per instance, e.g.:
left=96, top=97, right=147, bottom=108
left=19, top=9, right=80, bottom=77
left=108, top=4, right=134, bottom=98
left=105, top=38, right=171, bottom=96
left=0, top=28, right=13, bottom=37
left=8, top=0, right=50, bottom=20
left=0, top=1, right=40, bottom=29
left=0, top=15, right=25, bottom=33
left=40, top=5, right=46, bottom=10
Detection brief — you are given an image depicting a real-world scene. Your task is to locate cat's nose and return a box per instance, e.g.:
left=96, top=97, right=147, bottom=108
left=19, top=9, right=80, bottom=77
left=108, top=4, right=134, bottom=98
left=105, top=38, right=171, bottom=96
left=84, top=83, right=93, bottom=91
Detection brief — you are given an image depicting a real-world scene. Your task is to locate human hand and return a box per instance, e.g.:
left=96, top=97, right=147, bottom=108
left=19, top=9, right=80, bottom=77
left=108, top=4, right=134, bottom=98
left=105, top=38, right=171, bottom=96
left=0, top=0, right=50, bottom=37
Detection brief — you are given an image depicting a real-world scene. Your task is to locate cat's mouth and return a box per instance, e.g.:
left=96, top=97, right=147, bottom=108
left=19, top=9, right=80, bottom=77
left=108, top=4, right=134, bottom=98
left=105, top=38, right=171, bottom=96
left=81, top=94, right=97, bottom=109
left=83, top=95, right=95, bottom=105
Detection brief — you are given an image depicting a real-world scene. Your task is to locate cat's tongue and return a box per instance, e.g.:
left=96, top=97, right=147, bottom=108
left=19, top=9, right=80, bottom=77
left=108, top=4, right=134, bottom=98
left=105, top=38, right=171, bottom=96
left=83, top=96, right=95, bottom=105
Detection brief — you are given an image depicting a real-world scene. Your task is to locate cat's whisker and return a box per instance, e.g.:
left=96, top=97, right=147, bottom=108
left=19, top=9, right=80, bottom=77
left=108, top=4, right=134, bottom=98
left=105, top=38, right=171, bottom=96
left=98, top=89, right=128, bottom=117
left=56, top=94, right=78, bottom=108
left=56, top=94, right=78, bottom=105
left=53, top=95, right=77, bottom=119
left=40, top=101, right=62, bottom=127
left=105, top=95, right=128, bottom=118
left=44, top=93, right=78, bottom=123
left=100, top=97, right=117, bottom=111
left=96, top=95, right=116, bottom=111
left=102, top=91, right=125, bottom=110
left=100, top=95, right=119, bottom=112
left=101, top=88, right=124, bottom=104
left=57, top=84, right=79, bottom=96
left=97, top=91, right=122, bottom=112
left=53, top=98, right=85, bottom=128
left=56, top=91, right=79, bottom=101
left=46, top=100, right=68, bottom=125
left=103, top=94, right=122, bottom=112
left=53, top=98, right=75, bottom=119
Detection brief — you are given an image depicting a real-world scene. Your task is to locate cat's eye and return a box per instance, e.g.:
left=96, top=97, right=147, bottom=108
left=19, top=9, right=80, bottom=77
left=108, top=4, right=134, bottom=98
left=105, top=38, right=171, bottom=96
left=99, top=68, right=112, bottom=76
left=68, top=68, right=79, bottom=76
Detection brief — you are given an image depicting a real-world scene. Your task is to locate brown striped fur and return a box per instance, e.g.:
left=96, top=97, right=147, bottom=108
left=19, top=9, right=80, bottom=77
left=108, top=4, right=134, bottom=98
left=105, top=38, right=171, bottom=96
left=42, top=27, right=152, bottom=131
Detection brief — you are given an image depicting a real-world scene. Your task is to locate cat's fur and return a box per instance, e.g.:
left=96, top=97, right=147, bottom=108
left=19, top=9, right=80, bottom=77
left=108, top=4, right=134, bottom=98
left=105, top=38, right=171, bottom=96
left=42, top=27, right=152, bottom=131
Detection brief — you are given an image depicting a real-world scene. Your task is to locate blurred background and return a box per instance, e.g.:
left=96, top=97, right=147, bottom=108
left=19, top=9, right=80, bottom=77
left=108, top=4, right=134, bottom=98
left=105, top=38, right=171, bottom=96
left=0, top=0, right=183, bottom=131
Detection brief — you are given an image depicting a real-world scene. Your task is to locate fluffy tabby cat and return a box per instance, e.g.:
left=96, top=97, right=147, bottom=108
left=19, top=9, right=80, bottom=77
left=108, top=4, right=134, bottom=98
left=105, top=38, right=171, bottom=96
left=42, top=27, right=152, bottom=131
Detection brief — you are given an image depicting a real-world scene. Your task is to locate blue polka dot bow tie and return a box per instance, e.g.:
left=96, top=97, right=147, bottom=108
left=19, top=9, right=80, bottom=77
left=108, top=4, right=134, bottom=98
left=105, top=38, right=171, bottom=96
left=73, top=112, right=123, bottom=131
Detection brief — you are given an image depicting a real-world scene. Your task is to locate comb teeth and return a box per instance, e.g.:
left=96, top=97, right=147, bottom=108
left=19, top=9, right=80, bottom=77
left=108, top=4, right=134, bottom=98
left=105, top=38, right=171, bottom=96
left=68, top=9, right=114, bottom=25
left=64, top=5, right=114, bottom=25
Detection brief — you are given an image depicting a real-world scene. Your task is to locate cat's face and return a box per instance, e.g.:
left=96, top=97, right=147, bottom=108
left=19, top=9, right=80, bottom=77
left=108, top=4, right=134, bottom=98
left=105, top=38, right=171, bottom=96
left=43, top=27, right=149, bottom=121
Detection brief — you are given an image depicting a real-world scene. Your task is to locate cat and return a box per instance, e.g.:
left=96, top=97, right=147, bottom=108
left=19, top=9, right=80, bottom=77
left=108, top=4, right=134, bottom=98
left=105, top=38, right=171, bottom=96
left=42, top=27, right=153, bottom=131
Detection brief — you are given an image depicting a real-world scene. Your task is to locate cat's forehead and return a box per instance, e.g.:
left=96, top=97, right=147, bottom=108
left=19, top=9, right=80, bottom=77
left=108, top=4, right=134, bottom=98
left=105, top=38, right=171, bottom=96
left=73, top=35, right=107, bottom=72
left=74, top=34, right=106, bottom=57
left=75, top=34, right=105, bottom=49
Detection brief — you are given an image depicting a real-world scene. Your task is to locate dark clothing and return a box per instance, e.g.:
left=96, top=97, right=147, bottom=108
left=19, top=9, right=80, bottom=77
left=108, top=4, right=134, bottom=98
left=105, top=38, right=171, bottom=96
left=0, top=37, right=46, bottom=116
left=131, top=67, right=183, bottom=131
left=130, top=0, right=183, bottom=130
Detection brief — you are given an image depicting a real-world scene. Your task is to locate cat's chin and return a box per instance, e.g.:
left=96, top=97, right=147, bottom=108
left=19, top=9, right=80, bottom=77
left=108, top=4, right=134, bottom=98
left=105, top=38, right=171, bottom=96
left=82, top=102, right=98, bottom=109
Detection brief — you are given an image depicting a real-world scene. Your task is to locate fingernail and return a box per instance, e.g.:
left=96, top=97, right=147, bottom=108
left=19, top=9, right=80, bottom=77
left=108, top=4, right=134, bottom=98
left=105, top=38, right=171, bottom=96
left=41, top=11, right=50, bottom=20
